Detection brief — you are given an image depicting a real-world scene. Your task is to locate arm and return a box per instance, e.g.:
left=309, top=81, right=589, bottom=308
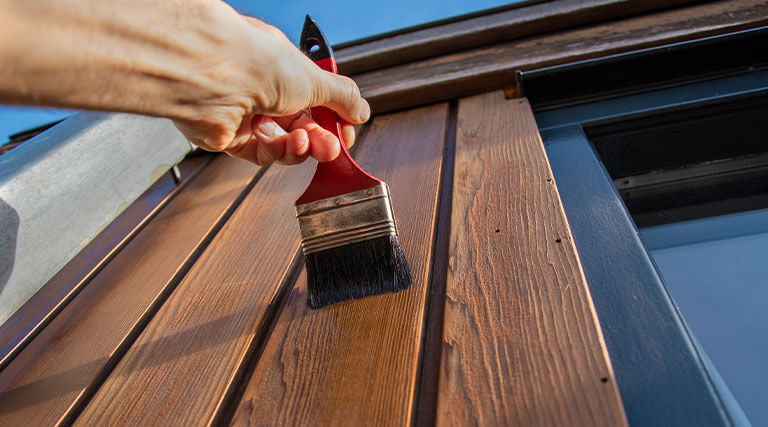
left=0, top=0, right=369, bottom=165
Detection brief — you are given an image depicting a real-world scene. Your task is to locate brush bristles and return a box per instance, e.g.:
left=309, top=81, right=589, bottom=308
left=305, top=234, right=411, bottom=309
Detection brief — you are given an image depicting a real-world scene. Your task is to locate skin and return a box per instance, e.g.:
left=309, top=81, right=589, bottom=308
left=0, top=0, right=370, bottom=165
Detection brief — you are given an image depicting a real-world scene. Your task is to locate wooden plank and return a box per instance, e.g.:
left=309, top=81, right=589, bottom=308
left=0, top=155, right=258, bottom=425
left=0, top=154, right=210, bottom=369
left=336, top=0, right=699, bottom=75
left=0, top=112, right=194, bottom=323
left=72, top=157, right=318, bottom=424
left=351, top=0, right=768, bottom=113
left=230, top=104, right=448, bottom=425
left=436, top=93, right=626, bottom=425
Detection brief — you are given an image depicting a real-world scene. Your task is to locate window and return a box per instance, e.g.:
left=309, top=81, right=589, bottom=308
left=526, top=28, right=768, bottom=426
left=583, top=93, right=768, bottom=426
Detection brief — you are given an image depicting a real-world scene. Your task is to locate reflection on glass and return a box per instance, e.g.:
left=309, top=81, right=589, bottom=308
left=642, top=209, right=768, bottom=426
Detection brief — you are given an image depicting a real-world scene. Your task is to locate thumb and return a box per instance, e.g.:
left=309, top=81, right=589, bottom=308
left=311, top=71, right=371, bottom=124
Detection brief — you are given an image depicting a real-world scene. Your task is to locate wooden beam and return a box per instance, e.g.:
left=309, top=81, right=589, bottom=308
left=336, top=0, right=699, bottom=75
left=0, top=155, right=257, bottom=425
left=350, top=0, right=768, bottom=114
left=230, top=103, right=448, bottom=425
left=436, top=92, right=626, bottom=424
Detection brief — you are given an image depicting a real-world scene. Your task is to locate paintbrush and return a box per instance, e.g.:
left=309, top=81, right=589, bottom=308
left=295, top=16, right=411, bottom=309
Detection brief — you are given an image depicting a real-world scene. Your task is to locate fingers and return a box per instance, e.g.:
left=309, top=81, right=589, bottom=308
left=311, top=72, right=371, bottom=125
left=274, top=113, right=340, bottom=162
left=228, top=113, right=345, bottom=166
left=341, top=123, right=355, bottom=148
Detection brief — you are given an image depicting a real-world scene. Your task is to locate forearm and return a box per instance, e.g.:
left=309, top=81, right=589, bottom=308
left=0, top=0, right=269, bottom=122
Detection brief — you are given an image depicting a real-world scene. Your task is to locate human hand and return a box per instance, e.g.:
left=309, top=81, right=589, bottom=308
left=0, top=0, right=369, bottom=165
left=171, top=11, right=369, bottom=165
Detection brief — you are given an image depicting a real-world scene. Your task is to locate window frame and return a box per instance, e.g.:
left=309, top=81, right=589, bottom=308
left=526, top=36, right=768, bottom=424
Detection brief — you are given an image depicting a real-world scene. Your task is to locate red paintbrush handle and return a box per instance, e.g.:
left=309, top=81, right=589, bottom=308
left=294, top=57, right=381, bottom=205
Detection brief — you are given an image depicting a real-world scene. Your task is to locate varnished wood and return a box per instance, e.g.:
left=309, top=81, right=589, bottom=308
left=229, top=104, right=448, bottom=426
left=336, top=0, right=699, bottom=74
left=0, top=155, right=210, bottom=369
left=351, top=0, right=768, bottom=113
left=73, top=157, right=318, bottom=424
left=436, top=92, right=626, bottom=425
left=0, top=155, right=258, bottom=425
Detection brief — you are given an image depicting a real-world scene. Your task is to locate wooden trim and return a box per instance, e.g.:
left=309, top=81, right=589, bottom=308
left=436, top=92, right=626, bottom=424
left=350, top=0, right=768, bottom=114
left=336, top=0, right=700, bottom=75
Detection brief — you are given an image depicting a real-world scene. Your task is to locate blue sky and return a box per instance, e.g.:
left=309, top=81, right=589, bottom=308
left=0, top=0, right=518, bottom=141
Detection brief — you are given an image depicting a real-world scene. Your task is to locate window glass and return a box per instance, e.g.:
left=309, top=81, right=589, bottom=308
left=642, top=209, right=768, bottom=426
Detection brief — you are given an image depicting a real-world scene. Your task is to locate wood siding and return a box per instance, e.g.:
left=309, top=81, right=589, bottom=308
left=3, top=0, right=763, bottom=423
left=0, top=96, right=624, bottom=424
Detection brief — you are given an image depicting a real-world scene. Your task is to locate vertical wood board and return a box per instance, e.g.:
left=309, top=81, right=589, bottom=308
left=436, top=93, right=626, bottom=425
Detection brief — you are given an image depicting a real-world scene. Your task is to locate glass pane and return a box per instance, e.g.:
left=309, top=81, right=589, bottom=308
left=642, top=209, right=768, bottom=426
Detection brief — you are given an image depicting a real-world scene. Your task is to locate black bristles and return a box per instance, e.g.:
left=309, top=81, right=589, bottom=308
left=305, top=235, right=412, bottom=309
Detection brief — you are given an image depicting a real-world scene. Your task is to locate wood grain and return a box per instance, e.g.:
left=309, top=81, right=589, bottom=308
left=0, top=155, right=210, bottom=369
left=351, top=0, right=768, bottom=113
left=436, top=92, right=626, bottom=425
left=0, top=155, right=258, bottom=425
left=73, top=156, right=319, bottom=425
left=230, top=104, right=449, bottom=426
left=336, top=0, right=699, bottom=74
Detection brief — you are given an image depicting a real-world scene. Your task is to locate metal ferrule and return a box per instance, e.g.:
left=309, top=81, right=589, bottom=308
left=296, top=184, right=397, bottom=255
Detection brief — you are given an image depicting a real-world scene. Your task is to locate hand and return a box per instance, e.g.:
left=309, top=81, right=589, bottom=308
left=0, top=0, right=370, bottom=165
left=172, top=15, right=369, bottom=165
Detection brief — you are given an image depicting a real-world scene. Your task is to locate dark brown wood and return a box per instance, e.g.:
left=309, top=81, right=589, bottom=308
left=72, top=158, right=318, bottom=424
left=0, top=155, right=210, bottom=369
left=0, top=155, right=258, bottom=425
left=336, top=0, right=699, bottom=75
left=437, top=92, right=626, bottom=425
left=351, top=0, right=768, bottom=113
left=229, top=103, right=448, bottom=425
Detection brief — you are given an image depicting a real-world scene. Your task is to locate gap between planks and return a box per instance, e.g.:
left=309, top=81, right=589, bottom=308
left=414, top=100, right=458, bottom=426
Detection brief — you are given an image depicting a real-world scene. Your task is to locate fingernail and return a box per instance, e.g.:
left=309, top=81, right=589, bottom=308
left=359, top=100, right=371, bottom=123
left=255, top=118, right=285, bottom=140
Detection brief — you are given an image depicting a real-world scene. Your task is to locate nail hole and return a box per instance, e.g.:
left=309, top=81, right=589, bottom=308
left=555, top=238, right=562, bottom=243
left=546, top=177, right=552, bottom=182
left=601, top=377, right=609, bottom=383
left=494, top=228, right=500, bottom=233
